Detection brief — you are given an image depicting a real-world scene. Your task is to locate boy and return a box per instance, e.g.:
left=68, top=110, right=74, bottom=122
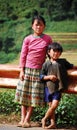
left=40, top=42, right=77, bottom=129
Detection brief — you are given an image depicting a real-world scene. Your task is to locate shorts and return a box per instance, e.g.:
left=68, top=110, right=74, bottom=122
left=44, top=87, right=61, bottom=102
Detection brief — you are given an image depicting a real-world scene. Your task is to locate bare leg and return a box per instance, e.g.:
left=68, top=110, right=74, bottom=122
left=18, top=105, right=27, bottom=127
left=42, top=100, right=59, bottom=129
left=45, top=112, right=56, bottom=129
left=22, top=106, right=33, bottom=127
left=41, top=102, right=51, bottom=128
left=41, top=117, right=46, bottom=129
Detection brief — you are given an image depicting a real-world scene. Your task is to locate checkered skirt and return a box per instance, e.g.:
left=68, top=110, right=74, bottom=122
left=15, top=68, right=45, bottom=107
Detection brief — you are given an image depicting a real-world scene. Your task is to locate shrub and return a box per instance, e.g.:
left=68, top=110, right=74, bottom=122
left=0, top=89, right=77, bottom=127
left=32, top=94, right=77, bottom=127
left=56, top=94, right=77, bottom=126
left=0, top=51, right=17, bottom=63
left=0, top=89, right=20, bottom=114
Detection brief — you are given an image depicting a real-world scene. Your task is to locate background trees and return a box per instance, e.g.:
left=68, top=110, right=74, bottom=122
left=0, top=0, right=77, bottom=21
left=0, top=0, right=77, bottom=63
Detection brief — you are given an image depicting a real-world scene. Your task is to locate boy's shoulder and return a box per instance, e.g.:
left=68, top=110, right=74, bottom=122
left=43, top=60, right=51, bottom=67
left=57, top=58, right=67, bottom=62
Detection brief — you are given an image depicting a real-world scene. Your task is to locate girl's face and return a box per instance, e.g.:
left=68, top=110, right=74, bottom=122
left=32, top=19, right=45, bottom=36
left=48, top=49, right=61, bottom=61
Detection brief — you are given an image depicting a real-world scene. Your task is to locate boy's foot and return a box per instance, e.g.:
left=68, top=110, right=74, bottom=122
left=45, top=124, right=56, bottom=129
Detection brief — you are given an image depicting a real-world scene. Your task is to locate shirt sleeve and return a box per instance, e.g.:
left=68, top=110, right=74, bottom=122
left=19, top=37, right=29, bottom=67
left=64, top=59, right=74, bottom=70
left=40, top=62, right=47, bottom=80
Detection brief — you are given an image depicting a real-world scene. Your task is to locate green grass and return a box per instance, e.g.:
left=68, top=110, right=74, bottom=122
left=61, top=51, right=77, bottom=65
left=0, top=19, right=77, bottom=64
left=45, top=20, right=77, bottom=33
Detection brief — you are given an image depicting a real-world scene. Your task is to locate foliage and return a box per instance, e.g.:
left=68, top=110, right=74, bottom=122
left=31, top=94, right=77, bottom=126
left=0, top=0, right=77, bottom=63
left=0, top=89, right=20, bottom=114
left=0, top=0, right=77, bottom=21
left=56, top=94, right=77, bottom=126
left=0, top=90, right=77, bottom=126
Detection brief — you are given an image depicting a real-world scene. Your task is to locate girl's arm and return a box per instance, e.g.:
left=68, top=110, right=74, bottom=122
left=19, top=37, right=29, bottom=68
left=19, top=67, right=25, bottom=81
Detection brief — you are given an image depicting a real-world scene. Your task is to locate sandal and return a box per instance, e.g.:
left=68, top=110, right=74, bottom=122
left=22, top=122, right=31, bottom=128
left=17, top=122, right=22, bottom=127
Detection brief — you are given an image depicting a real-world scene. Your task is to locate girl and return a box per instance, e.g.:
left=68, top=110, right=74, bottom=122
left=15, top=15, right=52, bottom=128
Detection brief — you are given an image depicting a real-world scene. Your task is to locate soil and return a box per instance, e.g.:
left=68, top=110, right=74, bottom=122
left=0, top=114, right=77, bottom=130
left=0, top=114, right=20, bottom=125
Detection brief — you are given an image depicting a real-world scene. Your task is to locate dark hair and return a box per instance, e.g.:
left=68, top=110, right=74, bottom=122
left=47, top=42, right=63, bottom=58
left=32, top=15, right=46, bottom=26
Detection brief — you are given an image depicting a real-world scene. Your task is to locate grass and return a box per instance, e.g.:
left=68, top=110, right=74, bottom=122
left=61, top=51, right=77, bottom=65
left=46, top=20, right=77, bottom=33
left=0, top=19, right=77, bottom=64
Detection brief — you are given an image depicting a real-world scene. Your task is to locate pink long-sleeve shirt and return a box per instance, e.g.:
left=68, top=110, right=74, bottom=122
left=20, top=34, right=52, bottom=69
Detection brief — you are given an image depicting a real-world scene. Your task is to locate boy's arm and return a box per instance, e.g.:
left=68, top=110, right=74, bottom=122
left=73, top=66, right=77, bottom=69
left=40, top=63, right=57, bottom=82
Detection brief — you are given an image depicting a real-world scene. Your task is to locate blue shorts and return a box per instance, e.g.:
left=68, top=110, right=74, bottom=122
left=44, top=87, right=61, bottom=102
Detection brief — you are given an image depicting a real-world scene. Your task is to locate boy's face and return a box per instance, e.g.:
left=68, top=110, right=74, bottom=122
left=32, top=19, right=45, bottom=36
left=48, top=49, right=61, bottom=60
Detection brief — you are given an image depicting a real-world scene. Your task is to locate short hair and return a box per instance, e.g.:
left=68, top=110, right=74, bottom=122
left=47, top=42, right=63, bottom=52
left=47, top=42, right=63, bottom=58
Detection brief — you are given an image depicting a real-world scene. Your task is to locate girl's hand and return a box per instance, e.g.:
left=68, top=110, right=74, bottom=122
left=19, top=68, right=25, bottom=81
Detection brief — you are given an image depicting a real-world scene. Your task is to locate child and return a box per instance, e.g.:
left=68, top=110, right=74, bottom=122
left=15, top=15, right=52, bottom=128
left=40, top=42, right=77, bottom=129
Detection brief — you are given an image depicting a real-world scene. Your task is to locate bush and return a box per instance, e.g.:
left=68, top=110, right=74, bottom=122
left=0, top=51, right=17, bottom=63
left=56, top=94, right=77, bottom=126
left=32, top=94, right=77, bottom=127
left=0, top=90, right=77, bottom=127
left=0, top=89, right=20, bottom=114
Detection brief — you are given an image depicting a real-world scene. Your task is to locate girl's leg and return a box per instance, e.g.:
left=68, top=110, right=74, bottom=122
left=18, top=105, right=27, bottom=126
left=22, top=106, right=33, bottom=127
left=42, top=100, right=59, bottom=128
left=24, top=106, right=33, bottom=122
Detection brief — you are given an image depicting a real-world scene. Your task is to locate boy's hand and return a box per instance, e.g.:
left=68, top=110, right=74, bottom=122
left=49, top=75, right=57, bottom=82
left=43, top=75, right=57, bottom=82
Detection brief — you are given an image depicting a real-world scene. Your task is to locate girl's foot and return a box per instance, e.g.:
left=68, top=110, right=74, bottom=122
left=41, top=118, right=46, bottom=128
left=22, top=121, right=31, bottom=128
left=17, top=121, right=23, bottom=127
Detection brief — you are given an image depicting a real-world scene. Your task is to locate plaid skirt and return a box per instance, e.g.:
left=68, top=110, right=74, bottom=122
left=15, top=68, right=45, bottom=107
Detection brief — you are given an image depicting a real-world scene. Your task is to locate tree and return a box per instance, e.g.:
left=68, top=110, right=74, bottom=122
left=3, top=37, right=15, bottom=53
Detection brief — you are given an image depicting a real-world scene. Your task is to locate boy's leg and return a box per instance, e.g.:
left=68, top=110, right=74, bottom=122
left=42, top=100, right=59, bottom=128
left=45, top=112, right=56, bottom=129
